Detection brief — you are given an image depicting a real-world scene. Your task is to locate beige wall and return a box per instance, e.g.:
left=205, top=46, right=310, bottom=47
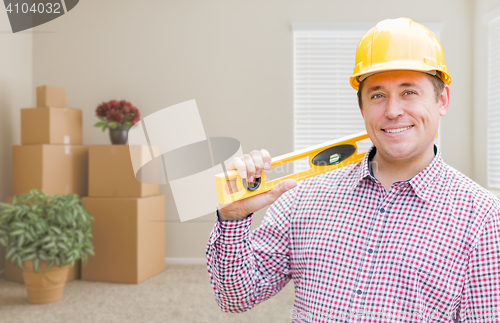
left=0, top=10, right=33, bottom=274
left=5, top=0, right=470, bottom=263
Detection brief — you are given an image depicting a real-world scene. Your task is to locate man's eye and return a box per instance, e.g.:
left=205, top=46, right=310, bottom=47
left=371, top=94, right=383, bottom=99
left=403, top=90, right=416, bottom=96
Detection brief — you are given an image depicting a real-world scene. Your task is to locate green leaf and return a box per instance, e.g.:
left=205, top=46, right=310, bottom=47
left=57, top=242, right=68, bottom=251
left=15, top=255, right=22, bottom=270
left=24, top=230, right=34, bottom=242
left=20, top=246, right=36, bottom=255
left=50, top=226, right=61, bottom=235
left=33, top=257, right=40, bottom=274
left=27, top=211, right=37, bottom=220
left=9, top=229, right=24, bottom=236
left=40, top=236, right=52, bottom=244
left=101, top=123, right=108, bottom=132
left=28, top=226, right=36, bottom=239
left=34, top=221, right=44, bottom=233
left=98, top=116, right=106, bottom=121
left=11, top=222, right=26, bottom=229
left=109, top=121, right=118, bottom=129
left=43, top=241, right=56, bottom=249
left=39, top=253, right=49, bottom=262
left=81, top=253, right=88, bottom=266
left=42, top=262, right=53, bottom=275
left=93, top=121, right=104, bottom=127
left=0, top=201, right=12, bottom=208
left=6, top=247, right=16, bottom=260
left=17, top=234, right=24, bottom=248
left=24, top=253, right=37, bottom=261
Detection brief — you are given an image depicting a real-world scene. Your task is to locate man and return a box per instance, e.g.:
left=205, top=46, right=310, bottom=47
left=206, top=18, right=500, bottom=322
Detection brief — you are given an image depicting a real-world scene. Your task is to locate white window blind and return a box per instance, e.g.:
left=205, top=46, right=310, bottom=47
left=293, top=24, right=372, bottom=172
left=487, top=14, right=500, bottom=189
left=292, top=22, right=442, bottom=172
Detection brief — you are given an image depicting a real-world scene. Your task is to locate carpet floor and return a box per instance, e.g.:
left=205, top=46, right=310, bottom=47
left=0, top=264, right=295, bottom=323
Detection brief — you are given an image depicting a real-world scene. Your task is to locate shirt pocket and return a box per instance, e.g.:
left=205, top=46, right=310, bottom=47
left=394, top=245, right=457, bottom=308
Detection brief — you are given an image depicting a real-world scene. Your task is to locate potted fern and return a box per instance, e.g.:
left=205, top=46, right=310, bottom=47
left=0, top=189, right=94, bottom=304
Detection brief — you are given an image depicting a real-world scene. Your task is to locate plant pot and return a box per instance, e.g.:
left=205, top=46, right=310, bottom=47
left=109, top=128, right=128, bottom=145
left=22, top=260, right=70, bottom=304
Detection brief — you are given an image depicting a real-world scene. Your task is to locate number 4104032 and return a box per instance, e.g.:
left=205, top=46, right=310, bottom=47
left=5, top=2, right=62, bottom=14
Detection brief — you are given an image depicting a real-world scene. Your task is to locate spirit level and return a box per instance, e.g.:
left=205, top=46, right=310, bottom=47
left=215, top=131, right=370, bottom=204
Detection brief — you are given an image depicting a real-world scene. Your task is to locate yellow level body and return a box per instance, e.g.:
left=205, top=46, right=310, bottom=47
left=215, top=131, right=369, bottom=205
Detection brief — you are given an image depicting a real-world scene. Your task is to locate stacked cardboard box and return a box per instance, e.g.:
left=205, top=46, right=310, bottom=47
left=5, top=85, right=87, bottom=283
left=81, top=145, right=165, bottom=284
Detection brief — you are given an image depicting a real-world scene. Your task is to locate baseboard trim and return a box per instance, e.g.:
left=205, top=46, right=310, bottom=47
left=165, top=257, right=206, bottom=265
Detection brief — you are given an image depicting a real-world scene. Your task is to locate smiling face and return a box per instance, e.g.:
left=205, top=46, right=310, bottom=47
left=359, top=70, right=449, bottom=167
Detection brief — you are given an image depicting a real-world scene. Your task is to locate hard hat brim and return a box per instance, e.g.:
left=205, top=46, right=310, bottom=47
left=350, top=61, right=452, bottom=91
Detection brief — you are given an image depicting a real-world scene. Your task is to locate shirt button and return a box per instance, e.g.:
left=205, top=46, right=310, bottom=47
left=356, top=289, right=362, bottom=295
left=380, top=207, right=385, bottom=214
left=367, top=248, right=373, bottom=254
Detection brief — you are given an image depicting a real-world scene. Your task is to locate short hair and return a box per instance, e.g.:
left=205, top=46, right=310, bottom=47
left=357, top=73, right=445, bottom=108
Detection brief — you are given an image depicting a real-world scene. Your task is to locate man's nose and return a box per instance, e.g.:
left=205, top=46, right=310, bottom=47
left=384, top=95, right=404, bottom=119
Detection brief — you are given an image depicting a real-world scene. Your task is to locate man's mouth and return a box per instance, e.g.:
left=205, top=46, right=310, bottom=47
left=382, top=125, right=413, bottom=133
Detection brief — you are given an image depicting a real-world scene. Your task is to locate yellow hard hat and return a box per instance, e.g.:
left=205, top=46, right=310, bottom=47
left=350, top=17, right=452, bottom=91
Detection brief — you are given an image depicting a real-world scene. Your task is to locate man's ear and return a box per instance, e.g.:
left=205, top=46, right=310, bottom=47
left=438, top=84, right=450, bottom=117
left=357, top=87, right=365, bottom=118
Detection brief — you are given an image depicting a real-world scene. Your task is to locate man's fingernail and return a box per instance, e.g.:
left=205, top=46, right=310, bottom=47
left=264, top=163, right=270, bottom=169
left=241, top=171, right=247, bottom=178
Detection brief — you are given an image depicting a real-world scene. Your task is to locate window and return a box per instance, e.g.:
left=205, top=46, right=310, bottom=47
left=485, top=9, right=500, bottom=189
left=292, top=22, right=442, bottom=172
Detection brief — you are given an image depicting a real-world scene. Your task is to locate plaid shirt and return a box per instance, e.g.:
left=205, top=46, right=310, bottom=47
left=206, top=146, right=500, bottom=322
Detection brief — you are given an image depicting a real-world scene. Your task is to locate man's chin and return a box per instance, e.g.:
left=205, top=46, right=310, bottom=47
left=376, top=147, right=416, bottom=163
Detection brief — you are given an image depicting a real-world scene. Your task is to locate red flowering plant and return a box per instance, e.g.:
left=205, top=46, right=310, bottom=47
left=94, top=100, right=140, bottom=132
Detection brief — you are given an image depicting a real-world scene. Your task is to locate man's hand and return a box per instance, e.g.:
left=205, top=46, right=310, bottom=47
left=218, top=149, right=297, bottom=221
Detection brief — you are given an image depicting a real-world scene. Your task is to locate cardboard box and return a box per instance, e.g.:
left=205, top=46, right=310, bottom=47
left=88, top=145, right=159, bottom=197
left=81, top=195, right=166, bottom=284
left=21, top=107, right=82, bottom=145
left=3, top=197, right=81, bottom=283
left=36, top=85, right=66, bottom=108
left=12, top=145, right=88, bottom=196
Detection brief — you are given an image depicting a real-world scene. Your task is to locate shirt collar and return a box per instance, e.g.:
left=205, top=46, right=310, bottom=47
left=349, top=145, right=444, bottom=202
left=349, top=145, right=376, bottom=189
